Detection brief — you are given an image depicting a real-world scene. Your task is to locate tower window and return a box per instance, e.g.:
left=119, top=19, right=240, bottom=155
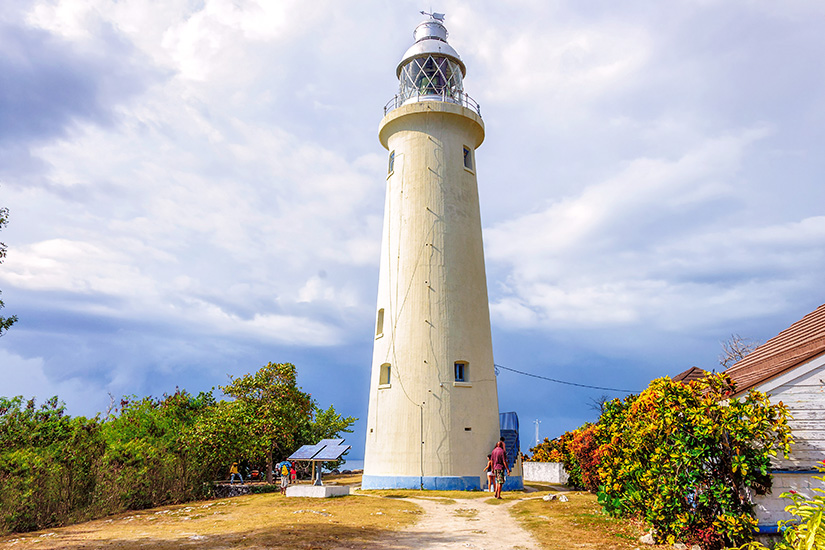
left=376, top=308, right=384, bottom=338
left=380, top=363, right=391, bottom=386
left=454, top=361, right=468, bottom=382
left=388, top=151, right=395, bottom=174
left=463, top=147, right=473, bottom=171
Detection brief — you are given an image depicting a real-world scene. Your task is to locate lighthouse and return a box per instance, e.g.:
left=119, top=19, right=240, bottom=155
left=362, top=13, right=502, bottom=490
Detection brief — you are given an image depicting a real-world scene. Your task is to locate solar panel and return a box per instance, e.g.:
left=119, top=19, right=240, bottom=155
left=312, top=444, right=351, bottom=461
left=288, top=443, right=325, bottom=461
left=317, top=438, right=345, bottom=447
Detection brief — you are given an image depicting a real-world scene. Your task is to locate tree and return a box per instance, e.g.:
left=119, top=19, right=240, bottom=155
left=587, top=394, right=613, bottom=415
left=218, top=362, right=358, bottom=484
left=185, top=363, right=356, bottom=484
left=220, top=363, right=313, bottom=483
left=719, top=334, right=759, bottom=369
left=0, top=207, right=17, bottom=336
left=303, top=403, right=357, bottom=471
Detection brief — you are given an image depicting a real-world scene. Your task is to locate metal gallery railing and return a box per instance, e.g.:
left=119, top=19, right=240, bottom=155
left=383, top=90, right=481, bottom=117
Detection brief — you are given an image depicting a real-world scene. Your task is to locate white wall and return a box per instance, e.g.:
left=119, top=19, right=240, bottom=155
left=753, top=472, right=824, bottom=527
left=523, top=462, right=568, bottom=484
left=752, top=354, right=825, bottom=526
left=364, top=101, right=500, bottom=480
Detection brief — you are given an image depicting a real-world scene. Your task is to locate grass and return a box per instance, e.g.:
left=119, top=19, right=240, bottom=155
left=0, top=492, right=422, bottom=550
left=0, top=480, right=664, bottom=550
left=511, top=489, right=660, bottom=550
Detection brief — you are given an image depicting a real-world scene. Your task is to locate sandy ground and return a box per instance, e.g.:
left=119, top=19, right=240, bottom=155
left=0, top=490, right=544, bottom=550
left=361, top=497, right=541, bottom=550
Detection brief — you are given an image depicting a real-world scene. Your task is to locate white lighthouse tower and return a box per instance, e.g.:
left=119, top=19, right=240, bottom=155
left=362, top=13, right=502, bottom=490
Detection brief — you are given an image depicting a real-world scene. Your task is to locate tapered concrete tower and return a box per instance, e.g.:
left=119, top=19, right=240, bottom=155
left=362, top=13, right=500, bottom=490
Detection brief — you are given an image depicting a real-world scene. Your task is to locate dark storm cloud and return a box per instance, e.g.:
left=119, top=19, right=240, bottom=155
left=0, top=17, right=161, bottom=146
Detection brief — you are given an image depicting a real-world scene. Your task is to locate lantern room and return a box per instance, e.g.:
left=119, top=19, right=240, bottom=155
left=385, top=13, right=479, bottom=115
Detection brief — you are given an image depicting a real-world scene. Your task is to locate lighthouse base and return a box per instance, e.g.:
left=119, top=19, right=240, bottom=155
left=361, top=474, right=524, bottom=491
left=361, top=474, right=483, bottom=491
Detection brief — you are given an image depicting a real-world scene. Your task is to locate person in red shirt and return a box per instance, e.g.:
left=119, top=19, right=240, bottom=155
left=491, top=441, right=509, bottom=499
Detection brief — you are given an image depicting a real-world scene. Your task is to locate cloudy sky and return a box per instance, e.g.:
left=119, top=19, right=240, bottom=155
left=2, top=0, right=824, bottom=458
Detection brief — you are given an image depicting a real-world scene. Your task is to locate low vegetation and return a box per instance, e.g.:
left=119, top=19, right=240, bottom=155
left=0, top=362, right=355, bottom=535
left=528, top=373, right=792, bottom=549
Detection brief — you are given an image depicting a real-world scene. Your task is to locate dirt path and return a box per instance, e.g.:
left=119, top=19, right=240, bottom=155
left=0, top=491, right=544, bottom=550
left=361, top=497, right=541, bottom=550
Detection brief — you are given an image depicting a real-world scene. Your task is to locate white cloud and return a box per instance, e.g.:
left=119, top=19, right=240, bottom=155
left=2, top=0, right=824, bottom=444
left=485, top=126, right=822, bottom=332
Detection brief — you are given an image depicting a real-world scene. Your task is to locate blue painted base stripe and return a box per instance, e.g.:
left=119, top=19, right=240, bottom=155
left=362, top=475, right=481, bottom=491
left=361, top=474, right=524, bottom=492
left=502, top=476, right=524, bottom=491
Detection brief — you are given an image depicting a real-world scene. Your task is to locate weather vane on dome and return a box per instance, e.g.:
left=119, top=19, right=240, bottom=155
left=420, top=10, right=445, bottom=21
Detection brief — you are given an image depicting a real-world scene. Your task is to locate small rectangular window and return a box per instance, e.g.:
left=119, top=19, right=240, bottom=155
left=388, top=150, right=395, bottom=174
left=380, top=363, right=391, bottom=386
left=376, top=308, right=384, bottom=338
left=454, top=361, right=467, bottom=382
left=463, top=147, right=473, bottom=171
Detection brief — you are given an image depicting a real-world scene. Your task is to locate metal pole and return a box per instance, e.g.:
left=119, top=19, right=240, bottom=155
left=420, top=401, right=425, bottom=490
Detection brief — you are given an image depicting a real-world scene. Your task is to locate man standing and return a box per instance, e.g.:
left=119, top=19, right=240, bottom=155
left=491, top=441, right=509, bottom=499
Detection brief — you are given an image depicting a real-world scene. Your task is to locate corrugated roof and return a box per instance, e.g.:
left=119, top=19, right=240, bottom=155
left=672, top=366, right=708, bottom=384
left=726, top=303, right=825, bottom=394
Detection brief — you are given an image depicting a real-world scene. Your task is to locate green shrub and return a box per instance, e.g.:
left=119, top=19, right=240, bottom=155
left=0, top=363, right=356, bottom=535
left=532, top=373, right=793, bottom=549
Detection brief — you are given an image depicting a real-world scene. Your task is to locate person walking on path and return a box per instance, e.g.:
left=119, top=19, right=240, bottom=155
left=483, top=454, right=495, bottom=492
left=229, top=462, right=243, bottom=484
left=279, top=462, right=290, bottom=494
left=491, top=441, right=509, bottom=499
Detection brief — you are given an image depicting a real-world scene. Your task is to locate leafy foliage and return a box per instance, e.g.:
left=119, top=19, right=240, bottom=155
left=597, top=374, right=792, bottom=547
left=529, top=373, right=793, bottom=549
left=187, top=362, right=355, bottom=483
left=0, top=363, right=356, bottom=535
left=0, top=206, right=18, bottom=336
left=0, top=396, right=105, bottom=532
left=102, top=389, right=216, bottom=510
left=221, top=362, right=314, bottom=483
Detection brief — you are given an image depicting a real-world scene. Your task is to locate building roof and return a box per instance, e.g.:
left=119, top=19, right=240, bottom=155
left=726, top=303, right=825, bottom=394
left=672, top=366, right=709, bottom=384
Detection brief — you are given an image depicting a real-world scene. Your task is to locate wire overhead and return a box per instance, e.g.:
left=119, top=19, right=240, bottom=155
left=494, top=364, right=637, bottom=394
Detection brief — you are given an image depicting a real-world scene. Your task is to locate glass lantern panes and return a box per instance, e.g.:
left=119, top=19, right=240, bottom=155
left=399, top=55, right=464, bottom=103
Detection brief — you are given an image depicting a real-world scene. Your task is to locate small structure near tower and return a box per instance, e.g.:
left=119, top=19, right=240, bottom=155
left=286, top=438, right=351, bottom=498
left=363, top=13, right=521, bottom=490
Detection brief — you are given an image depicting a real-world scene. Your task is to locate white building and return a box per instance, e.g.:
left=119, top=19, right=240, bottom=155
left=726, top=303, right=825, bottom=532
left=362, top=14, right=520, bottom=490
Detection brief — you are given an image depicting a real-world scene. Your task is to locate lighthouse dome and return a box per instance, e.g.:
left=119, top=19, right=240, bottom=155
left=396, top=17, right=466, bottom=78
left=394, top=15, right=467, bottom=107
